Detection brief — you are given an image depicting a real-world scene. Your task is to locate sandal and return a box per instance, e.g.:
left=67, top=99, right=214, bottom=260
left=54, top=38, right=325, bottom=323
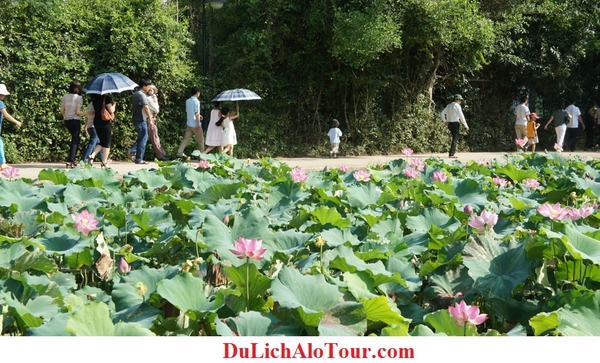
left=87, top=156, right=94, bottom=166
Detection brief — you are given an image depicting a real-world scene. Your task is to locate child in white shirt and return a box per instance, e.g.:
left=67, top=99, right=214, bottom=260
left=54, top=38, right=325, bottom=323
left=327, top=119, right=342, bottom=158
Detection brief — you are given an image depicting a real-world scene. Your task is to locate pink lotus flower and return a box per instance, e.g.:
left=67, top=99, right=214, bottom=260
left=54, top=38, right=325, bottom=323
left=431, top=171, right=448, bottom=183
left=477, top=158, right=488, bottom=166
left=537, top=202, right=569, bottom=221
left=223, top=214, right=230, bottom=225
left=71, top=210, right=99, bottom=236
left=229, top=237, right=267, bottom=261
left=338, top=164, right=349, bottom=172
left=448, top=300, right=488, bottom=327
left=198, top=159, right=212, bottom=169
left=290, top=167, right=308, bottom=182
left=401, top=148, right=414, bottom=156
left=409, top=158, right=426, bottom=172
left=403, top=168, right=419, bottom=179
left=468, top=210, right=498, bottom=232
left=515, top=138, right=526, bottom=148
left=492, top=176, right=508, bottom=187
left=568, top=206, right=594, bottom=221
left=523, top=178, right=540, bottom=188
left=118, top=258, right=131, bottom=274
left=1, top=167, right=20, bottom=179
left=353, top=169, right=371, bottom=182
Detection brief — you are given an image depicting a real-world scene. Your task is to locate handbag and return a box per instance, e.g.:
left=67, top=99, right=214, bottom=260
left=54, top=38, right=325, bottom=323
left=101, top=96, right=115, bottom=122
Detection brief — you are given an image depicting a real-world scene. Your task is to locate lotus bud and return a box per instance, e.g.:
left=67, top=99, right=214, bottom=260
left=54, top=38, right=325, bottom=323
left=464, top=205, right=474, bottom=215
left=570, top=192, right=577, bottom=202
left=122, top=244, right=134, bottom=254
left=118, top=258, right=131, bottom=274
left=315, top=236, right=326, bottom=248
left=223, top=214, right=230, bottom=225
left=135, top=282, right=148, bottom=296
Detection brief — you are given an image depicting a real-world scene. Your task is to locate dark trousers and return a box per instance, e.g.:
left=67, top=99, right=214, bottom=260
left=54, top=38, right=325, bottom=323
left=448, top=122, right=460, bottom=156
left=585, top=125, right=595, bottom=149
left=564, top=127, right=580, bottom=151
left=65, top=119, right=81, bottom=162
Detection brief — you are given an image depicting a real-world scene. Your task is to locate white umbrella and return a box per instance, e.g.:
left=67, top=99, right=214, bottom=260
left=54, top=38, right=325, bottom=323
left=212, top=88, right=262, bottom=102
left=83, top=72, right=138, bottom=95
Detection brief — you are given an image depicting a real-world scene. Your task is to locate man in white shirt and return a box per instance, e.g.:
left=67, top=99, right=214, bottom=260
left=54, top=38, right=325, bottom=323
left=176, top=86, right=205, bottom=159
left=441, top=94, right=469, bottom=158
left=514, top=95, right=530, bottom=150
left=565, top=99, right=585, bottom=152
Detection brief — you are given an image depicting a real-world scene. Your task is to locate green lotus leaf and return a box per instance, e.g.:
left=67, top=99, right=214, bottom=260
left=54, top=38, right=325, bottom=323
left=324, top=246, right=404, bottom=286
left=66, top=301, right=155, bottom=336
left=112, top=303, right=161, bottom=329
left=463, top=235, right=538, bottom=299
left=3, top=293, right=44, bottom=329
left=0, top=242, right=27, bottom=269
left=11, top=210, right=44, bottom=237
left=270, top=267, right=344, bottom=326
left=320, top=228, right=361, bottom=247
left=557, top=224, right=600, bottom=264
left=156, top=273, right=222, bottom=317
left=361, top=295, right=409, bottom=328
left=98, top=206, right=126, bottom=229
left=496, top=163, right=537, bottom=183
left=122, top=265, right=180, bottom=297
left=12, top=249, right=58, bottom=274
left=196, top=181, right=246, bottom=205
left=270, top=180, right=311, bottom=203
left=63, top=184, right=105, bottom=208
left=429, top=266, right=474, bottom=300
left=318, top=301, right=367, bottom=336
left=346, top=183, right=381, bottom=209
left=111, top=283, right=144, bottom=312
left=113, top=321, right=156, bottom=336
left=27, top=314, right=73, bottom=336
left=424, top=309, right=479, bottom=336
left=572, top=175, right=600, bottom=198
left=388, top=159, right=409, bottom=174
left=344, top=271, right=378, bottom=300
left=201, top=213, right=234, bottom=250
left=37, top=230, right=91, bottom=256
left=0, top=190, right=44, bottom=212
left=408, top=324, right=445, bottom=336
left=531, top=290, right=600, bottom=336
left=217, top=311, right=277, bottom=336
left=127, top=168, right=171, bottom=190
left=184, top=168, right=220, bottom=192
left=371, top=218, right=403, bottom=240
left=38, top=168, right=69, bottom=185
left=405, top=208, right=459, bottom=233
left=311, top=205, right=352, bottom=229
left=130, top=207, right=172, bottom=234
left=223, top=264, right=272, bottom=313
left=266, top=229, right=312, bottom=254
left=453, top=178, right=490, bottom=208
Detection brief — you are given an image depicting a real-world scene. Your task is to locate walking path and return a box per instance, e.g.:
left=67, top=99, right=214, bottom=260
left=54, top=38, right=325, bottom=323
left=7, top=150, right=598, bottom=180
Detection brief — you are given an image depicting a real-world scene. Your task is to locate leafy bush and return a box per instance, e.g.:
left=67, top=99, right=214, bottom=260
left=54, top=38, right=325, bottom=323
left=0, top=151, right=599, bottom=336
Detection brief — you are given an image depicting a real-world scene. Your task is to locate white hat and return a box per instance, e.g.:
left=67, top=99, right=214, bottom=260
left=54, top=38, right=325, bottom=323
left=0, top=84, right=10, bottom=95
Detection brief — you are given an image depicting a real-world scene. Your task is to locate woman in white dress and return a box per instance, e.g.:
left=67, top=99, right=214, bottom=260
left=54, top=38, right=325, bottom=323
left=204, top=102, right=223, bottom=153
left=220, top=104, right=239, bottom=157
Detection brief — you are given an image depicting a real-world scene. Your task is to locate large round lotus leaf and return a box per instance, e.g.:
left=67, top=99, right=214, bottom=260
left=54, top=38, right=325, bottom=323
left=463, top=235, right=538, bottom=299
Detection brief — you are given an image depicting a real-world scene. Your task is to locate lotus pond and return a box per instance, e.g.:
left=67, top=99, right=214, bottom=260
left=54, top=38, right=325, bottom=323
left=1, top=151, right=600, bottom=336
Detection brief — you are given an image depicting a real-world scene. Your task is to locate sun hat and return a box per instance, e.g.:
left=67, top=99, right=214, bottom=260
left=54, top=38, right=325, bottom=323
left=0, top=84, right=10, bottom=95
left=453, top=94, right=464, bottom=101
left=530, top=112, right=539, bottom=119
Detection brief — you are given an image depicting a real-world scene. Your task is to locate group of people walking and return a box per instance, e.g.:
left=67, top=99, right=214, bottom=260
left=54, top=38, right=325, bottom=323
left=60, top=79, right=240, bottom=168
left=441, top=93, right=600, bottom=157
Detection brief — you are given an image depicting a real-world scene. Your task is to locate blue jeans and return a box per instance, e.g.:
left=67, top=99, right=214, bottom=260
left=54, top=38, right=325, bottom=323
left=0, top=136, right=5, bottom=164
left=129, top=120, right=148, bottom=163
left=83, top=127, right=103, bottom=162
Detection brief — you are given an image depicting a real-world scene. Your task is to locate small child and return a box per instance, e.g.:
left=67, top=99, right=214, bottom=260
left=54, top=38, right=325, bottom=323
left=327, top=119, right=342, bottom=158
left=219, top=104, right=239, bottom=157
left=527, top=112, right=540, bottom=152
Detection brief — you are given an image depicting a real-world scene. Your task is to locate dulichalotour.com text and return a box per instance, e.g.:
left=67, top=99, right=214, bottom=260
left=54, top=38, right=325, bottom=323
left=223, top=342, right=415, bottom=359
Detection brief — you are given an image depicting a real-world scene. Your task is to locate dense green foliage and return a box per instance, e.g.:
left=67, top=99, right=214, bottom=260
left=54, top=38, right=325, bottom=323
left=1, top=152, right=600, bottom=336
left=1, top=0, right=599, bottom=160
